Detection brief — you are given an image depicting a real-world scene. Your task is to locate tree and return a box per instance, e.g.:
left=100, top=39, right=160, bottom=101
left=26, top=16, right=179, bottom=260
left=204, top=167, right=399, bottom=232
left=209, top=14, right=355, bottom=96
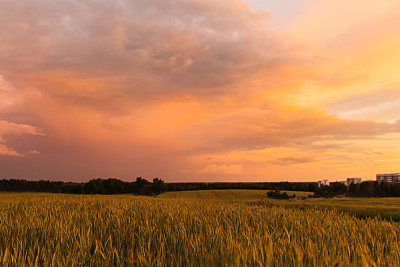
left=134, top=177, right=149, bottom=195
left=267, top=190, right=290, bottom=199
left=152, top=178, right=166, bottom=195
left=85, top=179, right=105, bottom=194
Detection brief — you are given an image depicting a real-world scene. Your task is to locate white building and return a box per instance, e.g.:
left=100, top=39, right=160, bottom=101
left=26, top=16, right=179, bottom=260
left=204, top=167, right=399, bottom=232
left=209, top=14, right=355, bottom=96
left=317, top=180, right=329, bottom=187
left=377, top=173, right=400, bottom=183
left=346, top=178, right=362, bottom=187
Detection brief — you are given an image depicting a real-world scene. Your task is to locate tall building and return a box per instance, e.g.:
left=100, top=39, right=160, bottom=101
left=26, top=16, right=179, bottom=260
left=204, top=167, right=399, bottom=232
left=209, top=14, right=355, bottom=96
left=317, top=180, right=329, bottom=187
left=346, top=178, right=362, bottom=187
left=376, top=173, right=400, bottom=183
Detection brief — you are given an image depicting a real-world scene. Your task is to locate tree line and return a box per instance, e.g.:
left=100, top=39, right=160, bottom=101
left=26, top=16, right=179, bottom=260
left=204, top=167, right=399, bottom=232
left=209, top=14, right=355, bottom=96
left=0, top=177, right=166, bottom=195
left=3, top=178, right=400, bottom=197
left=348, top=181, right=400, bottom=197
left=313, top=182, right=348, bottom=197
left=166, top=182, right=317, bottom=192
left=0, top=179, right=316, bottom=195
left=313, top=181, right=400, bottom=198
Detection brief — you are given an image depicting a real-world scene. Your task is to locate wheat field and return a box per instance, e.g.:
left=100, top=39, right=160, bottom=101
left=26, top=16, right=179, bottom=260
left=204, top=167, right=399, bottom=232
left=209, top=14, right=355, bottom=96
left=159, top=189, right=312, bottom=201
left=0, top=193, right=399, bottom=266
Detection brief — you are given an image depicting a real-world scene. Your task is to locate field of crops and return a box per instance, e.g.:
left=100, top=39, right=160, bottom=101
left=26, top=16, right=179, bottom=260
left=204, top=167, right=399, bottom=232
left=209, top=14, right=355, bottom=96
left=159, top=189, right=313, bottom=201
left=266, top=197, right=400, bottom=221
left=1, top=193, right=400, bottom=266
left=160, top=190, right=400, bottom=221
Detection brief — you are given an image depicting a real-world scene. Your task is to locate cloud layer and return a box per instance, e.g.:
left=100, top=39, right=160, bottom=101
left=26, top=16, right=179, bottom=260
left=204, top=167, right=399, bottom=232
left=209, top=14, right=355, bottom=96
left=1, top=0, right=400, bottom=181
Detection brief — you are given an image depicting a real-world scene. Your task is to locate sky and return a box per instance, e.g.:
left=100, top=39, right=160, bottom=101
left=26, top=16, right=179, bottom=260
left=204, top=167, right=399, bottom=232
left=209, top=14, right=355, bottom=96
left=1, top=0, right=400, bottom=182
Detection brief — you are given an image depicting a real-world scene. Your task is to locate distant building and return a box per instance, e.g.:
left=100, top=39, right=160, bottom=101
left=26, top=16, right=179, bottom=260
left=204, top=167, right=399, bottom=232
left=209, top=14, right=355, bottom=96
left=317, top=180, right=329, bottom=187
left=376, top=173, right=400, bottom=183
left=346, top=178, right=362, bottom=187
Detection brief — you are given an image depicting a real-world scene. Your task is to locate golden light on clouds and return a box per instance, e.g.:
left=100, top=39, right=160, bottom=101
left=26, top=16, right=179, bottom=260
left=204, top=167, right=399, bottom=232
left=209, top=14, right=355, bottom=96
left=1, top=0, right=400, bottom=181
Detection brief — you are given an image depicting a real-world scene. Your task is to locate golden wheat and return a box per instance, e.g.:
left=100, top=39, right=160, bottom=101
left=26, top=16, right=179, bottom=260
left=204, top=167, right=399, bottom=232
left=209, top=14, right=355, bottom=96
left=0, top=193, right=399, bottom=266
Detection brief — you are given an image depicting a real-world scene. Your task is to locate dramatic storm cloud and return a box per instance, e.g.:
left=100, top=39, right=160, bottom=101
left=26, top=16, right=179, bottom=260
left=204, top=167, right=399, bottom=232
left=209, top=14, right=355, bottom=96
left=1, top=0, right=400, bottom=181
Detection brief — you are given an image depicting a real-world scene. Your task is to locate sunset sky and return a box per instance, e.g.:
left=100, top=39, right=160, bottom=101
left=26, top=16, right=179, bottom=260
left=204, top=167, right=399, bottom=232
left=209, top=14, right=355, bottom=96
left=1, top=0, right=400, bottom=182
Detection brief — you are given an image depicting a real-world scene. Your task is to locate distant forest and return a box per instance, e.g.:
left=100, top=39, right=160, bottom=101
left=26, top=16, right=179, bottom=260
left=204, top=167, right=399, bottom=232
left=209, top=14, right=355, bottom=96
left=0, top=178, right=316, bottom=195
left=314, top=181, right=400, bottom=198
left=1, top=178, right=398, bottom=197
left=166, top=181, right=316, bottom=192
left=348, top=181, right=400, bottom=197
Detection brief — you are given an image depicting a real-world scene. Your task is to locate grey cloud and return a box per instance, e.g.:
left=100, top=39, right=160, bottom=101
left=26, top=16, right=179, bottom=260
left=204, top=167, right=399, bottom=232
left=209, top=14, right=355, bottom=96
left=269, top=157, right=315, bottom=166
left=0, top=0, right=315, bottom=106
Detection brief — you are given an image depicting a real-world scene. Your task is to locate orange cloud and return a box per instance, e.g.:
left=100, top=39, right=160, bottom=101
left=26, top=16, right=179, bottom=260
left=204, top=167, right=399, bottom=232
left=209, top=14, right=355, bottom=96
left=0, top=0, right=400, bottom=181
left=201, top=164, right=244, bottom=174
left=0, top=120, right=42, bottom=156
left=287, top=0, right=399, bottom=44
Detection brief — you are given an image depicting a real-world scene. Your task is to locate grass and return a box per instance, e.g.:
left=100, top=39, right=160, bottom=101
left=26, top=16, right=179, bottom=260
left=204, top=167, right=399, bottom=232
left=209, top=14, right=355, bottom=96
left=159, top=189, right=313, bottom=201
left=0, top=193, right=400, bottom=265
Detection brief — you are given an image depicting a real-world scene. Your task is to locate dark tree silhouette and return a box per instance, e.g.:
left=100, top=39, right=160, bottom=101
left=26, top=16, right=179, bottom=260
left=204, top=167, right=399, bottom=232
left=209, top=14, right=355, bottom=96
left=152, top=178, right=166, bottom=195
